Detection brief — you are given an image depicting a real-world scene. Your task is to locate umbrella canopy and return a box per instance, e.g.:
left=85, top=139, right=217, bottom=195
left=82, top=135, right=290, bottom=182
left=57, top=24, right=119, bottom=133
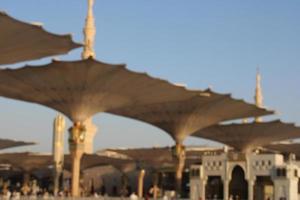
left=111, top=89, right=273, bottom=143
left=64, top=154, right=135, bottom=173
left=0, top=58, right=200, bottom=122
left=103, top=146, right=223, bottom=170
left=0, top=138, right=35, bottom=150
left=103, top=147, right=174, bottom=169
left=192, top=120, right=300, bottom=152
left=0, top=152, right=52, bottom=172
left=264, top=143, right=300, bottom=159
left=32, top=167, right=53, bottom=179
left=0, top=11, right=81, bottom=65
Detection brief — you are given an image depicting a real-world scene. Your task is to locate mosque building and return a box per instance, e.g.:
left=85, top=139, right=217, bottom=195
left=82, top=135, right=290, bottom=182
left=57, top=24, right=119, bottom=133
left=190, top=71, right=300, bottom=200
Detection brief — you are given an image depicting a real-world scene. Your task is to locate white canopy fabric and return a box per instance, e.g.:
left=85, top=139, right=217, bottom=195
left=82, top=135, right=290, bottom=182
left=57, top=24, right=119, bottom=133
left=0, top=152, right=52, bottom=172
left=0, top=11, right=81, bottom=65
left=0, top=138, right=35, bottom=150
left=0, top=58, right=200, bottom=122
left=192, top=120, right=300, bottom=152
left=111, top=90, right=273, bottom=143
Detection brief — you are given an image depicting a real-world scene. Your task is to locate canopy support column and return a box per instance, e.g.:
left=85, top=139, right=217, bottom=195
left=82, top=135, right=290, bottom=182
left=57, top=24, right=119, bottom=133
left=121, top=173, right=129, bottom=196
left=68, top=122, right=86, bottom=197
left=21, top=172, right=31, bottom=195
left=23, top=172, right=30, bottom=185
left=138, top=169, right=145, bottom=198
left=173, top=142, right=185, bottom=197
left=152, top=172, right=159, bottom=200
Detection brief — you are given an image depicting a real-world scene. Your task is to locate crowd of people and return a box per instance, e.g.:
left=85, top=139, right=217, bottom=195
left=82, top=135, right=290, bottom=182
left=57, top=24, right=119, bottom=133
left=0, top=177, right=182, bottom=200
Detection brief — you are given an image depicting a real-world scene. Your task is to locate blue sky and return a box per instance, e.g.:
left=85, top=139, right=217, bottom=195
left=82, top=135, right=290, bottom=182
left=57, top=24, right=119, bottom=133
left=0, top=0, right=300, bottom=153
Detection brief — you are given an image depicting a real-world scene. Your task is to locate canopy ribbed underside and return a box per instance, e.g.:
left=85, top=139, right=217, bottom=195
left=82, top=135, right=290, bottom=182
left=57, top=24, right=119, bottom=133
left=64, top=154, right=135, bottom=172
left=105, top=147, right=223, bottom=170
left=111, top=90, right=273, bottom=143
left=264, top=143, right=300, bottom=158
left=193, top=120, right=300, bottom=152
left=0, top=12, right=81, bottom=65
left=0, top=138, right=35, bottom=150
left=106, top=147, right=173, bottom=164
left=0, top=58, right=199, bottom=122
left=0, top=152, right=52, bottom=171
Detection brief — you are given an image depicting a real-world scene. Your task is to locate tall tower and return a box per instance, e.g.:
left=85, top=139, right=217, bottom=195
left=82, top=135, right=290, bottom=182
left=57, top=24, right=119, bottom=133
left=82, top=0, right=96, bottom=59
left=254, top=68, right=263, bottom=122
left=82, top=0, right=97, bottom=153
left=53, top=114, right=66, bottom=195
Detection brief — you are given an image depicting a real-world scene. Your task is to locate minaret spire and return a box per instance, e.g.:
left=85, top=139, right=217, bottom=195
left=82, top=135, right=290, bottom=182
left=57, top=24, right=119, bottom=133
left=82, top=0, right=96, bottom=59
left=255, top=67, right=263, bottom=122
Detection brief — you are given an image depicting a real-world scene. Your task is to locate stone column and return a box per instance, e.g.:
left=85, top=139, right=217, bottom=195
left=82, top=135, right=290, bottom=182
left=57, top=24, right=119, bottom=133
left=173, top=143, right=186, bottom=197
left=222, top=151, right=230, bottom=200
left=68, top=122, right=86, bottom=197
left=274, top=177, right=298, bottom=200
left=245, top=152, right=255, bottom=200
left=223, top=179, right=230, bottom=200
left=248, top=179, right=255, bottom=200
left=138, top=169, right=146, bottom=198
left=200, top=179, right=206, bottom=200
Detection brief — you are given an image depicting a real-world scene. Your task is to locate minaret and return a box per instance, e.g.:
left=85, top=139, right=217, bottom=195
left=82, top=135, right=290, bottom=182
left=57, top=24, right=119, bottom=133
left=82, top=0, right=97, bottom=153
left=82, top=0, right=96, bottom=59
left=53, top=114, right=66, bottom=195
left=254, top=68, right=263, bottom=122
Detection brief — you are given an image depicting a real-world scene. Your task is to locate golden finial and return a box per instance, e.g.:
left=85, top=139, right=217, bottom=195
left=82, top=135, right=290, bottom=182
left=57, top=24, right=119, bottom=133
left=82, top=0, right=96, bottom=59
left=255, top=67, right=263, bottom=122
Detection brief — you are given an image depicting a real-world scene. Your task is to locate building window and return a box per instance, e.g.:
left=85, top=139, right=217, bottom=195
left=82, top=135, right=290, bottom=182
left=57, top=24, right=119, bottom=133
left=268, top=160, right=272, bottom=166
left=283, top=169, right=287, bottom=177
left=196, top=169, right=200, bottom=176
left=276, top=168, right=287, bottom=177
left=276, top=168, right=280, bottom=176
left=190, top=169, right=200, bottom=177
